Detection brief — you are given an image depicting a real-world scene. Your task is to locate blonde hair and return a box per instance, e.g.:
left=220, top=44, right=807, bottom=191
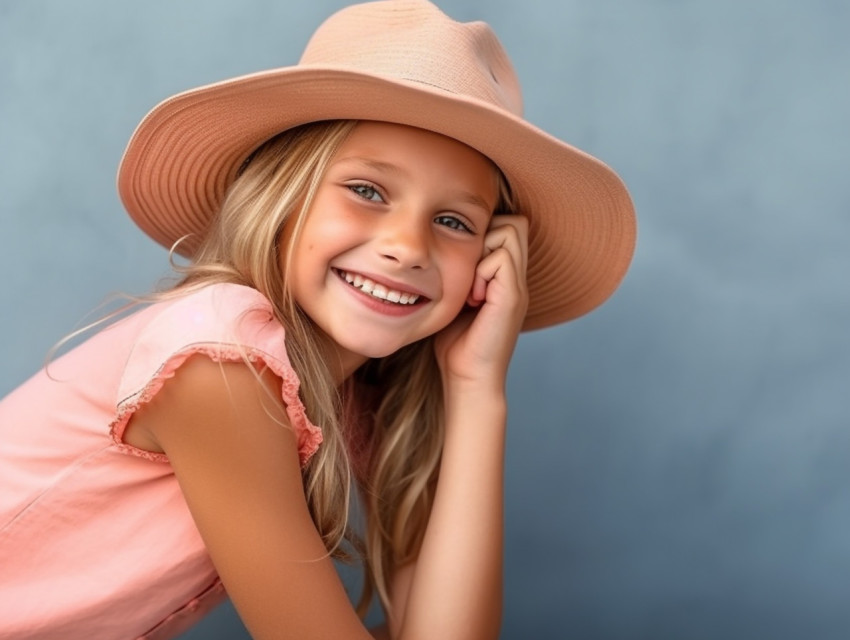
left=161, top=119, right=516, bottom=620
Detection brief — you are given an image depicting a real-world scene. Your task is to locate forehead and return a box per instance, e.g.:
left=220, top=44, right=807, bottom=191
left=334, top=121, right=500, bottom=199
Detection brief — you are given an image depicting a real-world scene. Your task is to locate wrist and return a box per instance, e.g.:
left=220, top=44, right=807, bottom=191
left=441, top=365, right=508, bottom=398
left=442, top=379, right=507, bottom=412
left=442, top=385, right=508, bottom=436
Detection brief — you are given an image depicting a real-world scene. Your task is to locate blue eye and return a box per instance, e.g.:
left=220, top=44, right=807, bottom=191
left=435, top=215, right=472, bottom=233
left=349, top=183, right=384, bottom=202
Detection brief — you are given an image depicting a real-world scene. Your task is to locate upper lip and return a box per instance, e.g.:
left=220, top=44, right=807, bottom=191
left=333, top=268, right=431, bottom=300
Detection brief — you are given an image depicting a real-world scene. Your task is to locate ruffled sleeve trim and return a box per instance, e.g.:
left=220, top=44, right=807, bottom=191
left=108, top=284, right=322, bottom=467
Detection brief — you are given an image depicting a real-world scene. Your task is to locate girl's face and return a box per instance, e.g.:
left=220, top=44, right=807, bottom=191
left=284, top=121, right=499, bottom=378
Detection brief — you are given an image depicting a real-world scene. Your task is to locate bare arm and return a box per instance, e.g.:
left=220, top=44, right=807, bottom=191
left=397, top=392, right=507, bottom=640
left=130, top=356, right=374, bottom=639
left=381, top=402, right=507, bottom=640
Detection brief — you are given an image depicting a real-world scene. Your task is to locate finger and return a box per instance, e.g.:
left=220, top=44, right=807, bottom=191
left=484, top=215, right=528, bottom=272
left=473, top=246, right=525, bottom=304
left=482, top=217, right=528, bottom=279
left=466, top=270, right=487, bottom=306
left=466, top=215, right=528, bottom=308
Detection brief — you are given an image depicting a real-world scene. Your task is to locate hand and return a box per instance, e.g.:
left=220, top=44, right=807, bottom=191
left=434, top=214, right=528, bottom=394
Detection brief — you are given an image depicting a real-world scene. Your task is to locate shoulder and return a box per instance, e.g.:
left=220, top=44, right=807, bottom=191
left=114, top=283, right=323, bottom=466
left=121, top=282, right=289, bottom=391
left=142, top=282, right=283, bottom=350
left=165, top=281, right=275, bottom=317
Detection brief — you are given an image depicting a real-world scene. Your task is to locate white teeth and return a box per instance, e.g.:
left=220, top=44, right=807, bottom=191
left=337, top=270, right=420, bottom=305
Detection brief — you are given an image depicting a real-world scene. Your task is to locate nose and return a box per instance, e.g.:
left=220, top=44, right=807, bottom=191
left=375, top=212, right=430, bottom=269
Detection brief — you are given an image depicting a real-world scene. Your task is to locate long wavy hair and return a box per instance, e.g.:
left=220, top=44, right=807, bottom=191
left=162, top=119, right=515, bottom=620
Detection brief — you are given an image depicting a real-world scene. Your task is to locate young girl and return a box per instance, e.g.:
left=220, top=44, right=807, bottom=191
left=0, top=1, right=635, bottom=638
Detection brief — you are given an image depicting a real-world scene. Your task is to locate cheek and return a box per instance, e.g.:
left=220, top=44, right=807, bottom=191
left=302, top=207, right=365, bottom=253
left=444, top=248, right=482, bottom=298
left=279, top=223, right=320, bottom=297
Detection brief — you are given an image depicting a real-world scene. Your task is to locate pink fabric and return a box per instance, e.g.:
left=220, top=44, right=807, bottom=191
left=0, top=283, right=323, bottom=639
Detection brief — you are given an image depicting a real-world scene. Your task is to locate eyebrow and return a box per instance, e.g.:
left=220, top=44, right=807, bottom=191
left=452, top=190, right=494, bottom=214
left=336, top=156, right=496, bottom=213
left=338, top=156, right=405, bottom=176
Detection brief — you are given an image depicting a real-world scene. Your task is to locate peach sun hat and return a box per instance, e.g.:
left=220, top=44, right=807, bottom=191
left=117, top=0, right=636, bottom=330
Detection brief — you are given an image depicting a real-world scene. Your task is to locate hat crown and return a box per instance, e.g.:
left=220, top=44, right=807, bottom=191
left=299, top=0, right=523, bottom=116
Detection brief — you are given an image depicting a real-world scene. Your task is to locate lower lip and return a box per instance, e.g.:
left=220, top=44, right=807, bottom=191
left=335, top=272, right=426, bottom=317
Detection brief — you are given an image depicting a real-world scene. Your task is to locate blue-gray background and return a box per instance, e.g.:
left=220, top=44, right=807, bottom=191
left=2, top=1, right=848, bottom=638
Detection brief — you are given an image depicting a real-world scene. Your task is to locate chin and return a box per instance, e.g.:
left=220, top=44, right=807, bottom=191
left=338, top=335, right=417, bottom=361
left=352, top=342, right=407, bottom=360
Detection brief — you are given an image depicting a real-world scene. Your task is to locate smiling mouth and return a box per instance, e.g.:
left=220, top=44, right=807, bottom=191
left=334, top=269, right=423, bottom=305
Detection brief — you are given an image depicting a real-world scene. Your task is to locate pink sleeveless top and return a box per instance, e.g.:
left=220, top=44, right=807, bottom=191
left=0, top=283, right=323, bottom=639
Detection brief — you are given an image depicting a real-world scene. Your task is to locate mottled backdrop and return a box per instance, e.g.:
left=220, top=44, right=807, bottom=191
left=1, top=1, right=848, bottom=638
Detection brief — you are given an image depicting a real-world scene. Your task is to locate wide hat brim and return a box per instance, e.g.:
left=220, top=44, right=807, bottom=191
left=118, top=64, right=635, bottom=331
